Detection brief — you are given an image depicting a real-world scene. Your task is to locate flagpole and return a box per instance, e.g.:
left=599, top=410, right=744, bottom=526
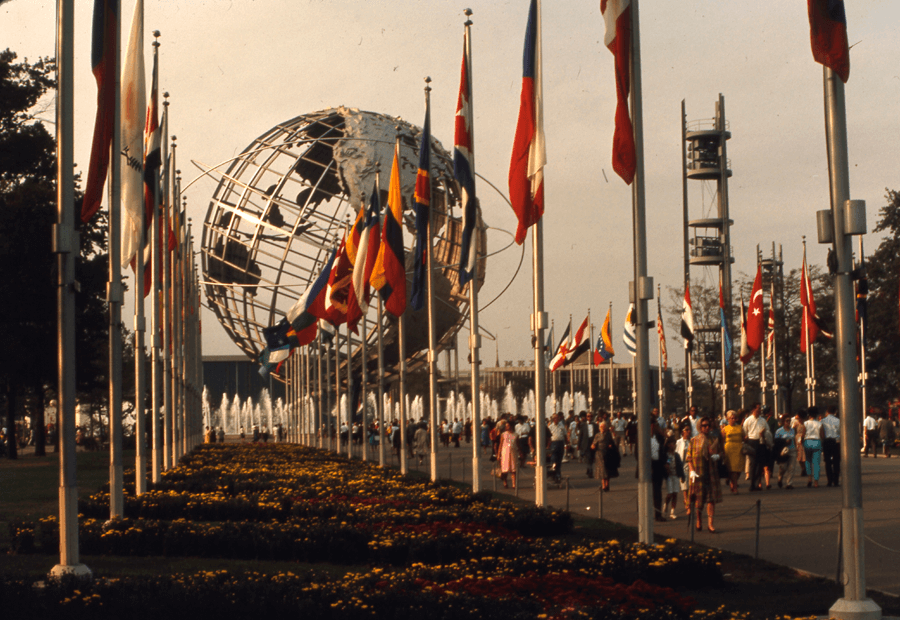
left=460, top=10, right=483, bottom=492
left=51, top=0, right=90, bottom=578
left=657, top=288, right=664, bottom=414
left=720, top=276, right=728, bottom=416
left=399, top=311, right=409, bottom=475
left=770, top=249, right=780, bottom=419
left=420, top=78, right=440, bottom=483
left=568, top=314, right=575, bottom=408
left=587, top=310, right=594, bottom=412
left=346, top=321, right=353, bottom=459
left=162, top=133, right=173, bottom=470
left=857, top=238, right=868, bottom=427
left=758, top=248, right=768, bottom=411
left=821, top=61, right=879, bottom=619
left=150, top=93, right=165, bottom=483
left=550, top=319, right=557, bottom=405
left=376, top=298, right=386, bottom=466
left=608, top=303, right=614, bottom=413
left=628, top=0, right=654, bottom=543
left=361, top=314, right=368, bottom=462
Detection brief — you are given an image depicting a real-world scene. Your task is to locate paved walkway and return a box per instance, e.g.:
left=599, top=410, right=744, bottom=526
left=342, top=439, right=900, bottom=597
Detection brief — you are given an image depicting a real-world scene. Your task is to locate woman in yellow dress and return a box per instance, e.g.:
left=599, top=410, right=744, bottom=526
left=721, top=410, right=744, bottom=494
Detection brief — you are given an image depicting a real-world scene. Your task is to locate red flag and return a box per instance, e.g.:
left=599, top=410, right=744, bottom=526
left=82, top=0, right=118, bottom=223
left=346, top=185, right=381, bottom=333
left=601, top=0, right=636, bottom=184
left=508, top=0, right=545, bottom=245
left=808, top=0, right=850, bottom=83
left=800, top=249, right=820, bottom=351
left=746, top=264, right=765, bottom=352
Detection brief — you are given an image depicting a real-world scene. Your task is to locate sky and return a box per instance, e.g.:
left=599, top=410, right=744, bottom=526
left=4, top=0, right=899, bottom=370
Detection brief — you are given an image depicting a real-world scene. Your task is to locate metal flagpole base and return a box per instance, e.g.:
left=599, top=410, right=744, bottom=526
left=534, top=464, right=547, bottom=506
left=430, top=452, right=438, bottom=482
left=637, top=480, right=654, bottom=544
left=827, top=598, right=881, bottom=620
left=49, top=563, right=92, bottom=581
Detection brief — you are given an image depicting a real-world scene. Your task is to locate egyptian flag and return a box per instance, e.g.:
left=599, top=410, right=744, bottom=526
left=139, top=44, right=161, bottom=297
left=681, top=283, right=695, bottom=351
left=549, top=320, right=571, bottom=372
left=82, top=0, right=118, bottom=223
left=594, top=308, right=616, bottom=365
left=565, top=315, right=591, bottom=365
left=455, top=30, right=478, bottom=285
left=601, top=0, right=636, bottom=184
left=410, top=100, right=432, bottom=311
left=808, top=0, right=850, bottom=83
left=346, top=184, right=381, bottom=333
left=747, top=264, right=765, bottom=353
left=371, top=141, right=407, bottom=317
left=508, top=0, right=545, bottom=245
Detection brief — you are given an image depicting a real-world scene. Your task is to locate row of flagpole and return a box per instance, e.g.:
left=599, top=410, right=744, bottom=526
left=53, top=0, right=204, bottom=577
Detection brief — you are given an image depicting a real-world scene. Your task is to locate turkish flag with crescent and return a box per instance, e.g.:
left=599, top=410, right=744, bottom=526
left=746, top=264, right=765, bottom=353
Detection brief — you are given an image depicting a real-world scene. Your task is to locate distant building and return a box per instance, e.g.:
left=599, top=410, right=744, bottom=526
left=203, top=355, right=285, bottom=405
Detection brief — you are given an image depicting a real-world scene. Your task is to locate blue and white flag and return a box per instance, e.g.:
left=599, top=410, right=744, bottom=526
left=623, top=303, right=636, bottom=356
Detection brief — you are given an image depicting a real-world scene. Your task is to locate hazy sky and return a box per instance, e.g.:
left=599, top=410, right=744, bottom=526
left=4, top=1, right=899, bottom=367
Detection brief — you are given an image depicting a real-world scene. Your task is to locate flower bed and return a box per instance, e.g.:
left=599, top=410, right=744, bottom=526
left=6, top=444, right=735, bottom=618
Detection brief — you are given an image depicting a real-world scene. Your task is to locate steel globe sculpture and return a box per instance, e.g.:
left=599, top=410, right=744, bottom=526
left=200, top=107, right=486, bottom=381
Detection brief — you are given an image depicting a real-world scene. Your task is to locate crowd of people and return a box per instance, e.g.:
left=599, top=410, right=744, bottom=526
left=353, top=402, right=899, bottom=533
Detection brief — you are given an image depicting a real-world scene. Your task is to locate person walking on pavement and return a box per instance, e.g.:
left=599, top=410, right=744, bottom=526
left=580, top=412, right=599, bottom=478
left=742, top=403, right=767, bottom=491
left=863, top=409, right=878, bottom=457
left=774, top=414, right=798, bottom=489
left=821, top=405, right=841, bottom=487
left=803, top=407, right=823, bottom=487
left=688, top=416, right=722, bottom=532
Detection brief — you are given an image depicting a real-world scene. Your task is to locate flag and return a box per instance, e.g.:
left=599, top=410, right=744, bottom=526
left=263, top=318, right=293, bottom=351
left=82, top=0, right=118, bottom=223
left=766, top=287, right=776, bottom=359
left=681, top=283, right=695, bottom=351
left=346, top=183, right=381, bottom=332
left=371, top=141, right=407, bottom=317
left=544, top=324, right=554, bottom=367
left=259, top=346, right=292, bottom=379
left=719, top=284, right=732, bottom=365
left=325, top=236, right=353, bottom=325
left=623, top=303, right=636, bottom=356
left=410, top=101, right=431, bottom=311
left=455, top=30, right=478, bottom=285
left=601, top=0, right=636, bottom=184
left=565, top=315, right=591, bottom=364
left=808, top=0, right=850, bottom=83
left=739, top=289, right=752, bottom=364
left=747, top=264, right=765, bottom=352
left=140, top=42, right=161, bottom=297
left=800, top=249, right=820, bottom=351
left=120, top=0, right=146, bottom=266
left=508, top=0, right=545, bottom=245
left=549, top=320, right=571, bottom=372
left=657, top=306, right=668, bottom=371
left=288, top=247, right=337, bottom=339
left=595, top=308, right=616, bottom=364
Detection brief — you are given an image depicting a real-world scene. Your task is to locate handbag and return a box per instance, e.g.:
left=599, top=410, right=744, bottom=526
left=741, top=441, right=755, bottom=457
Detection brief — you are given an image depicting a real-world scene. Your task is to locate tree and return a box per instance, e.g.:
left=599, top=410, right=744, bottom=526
left=0, top=49, right=123, bottom=458
left=860, top=189, right=900, bottom=408
left=666, top=264, right=837, bottom=417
